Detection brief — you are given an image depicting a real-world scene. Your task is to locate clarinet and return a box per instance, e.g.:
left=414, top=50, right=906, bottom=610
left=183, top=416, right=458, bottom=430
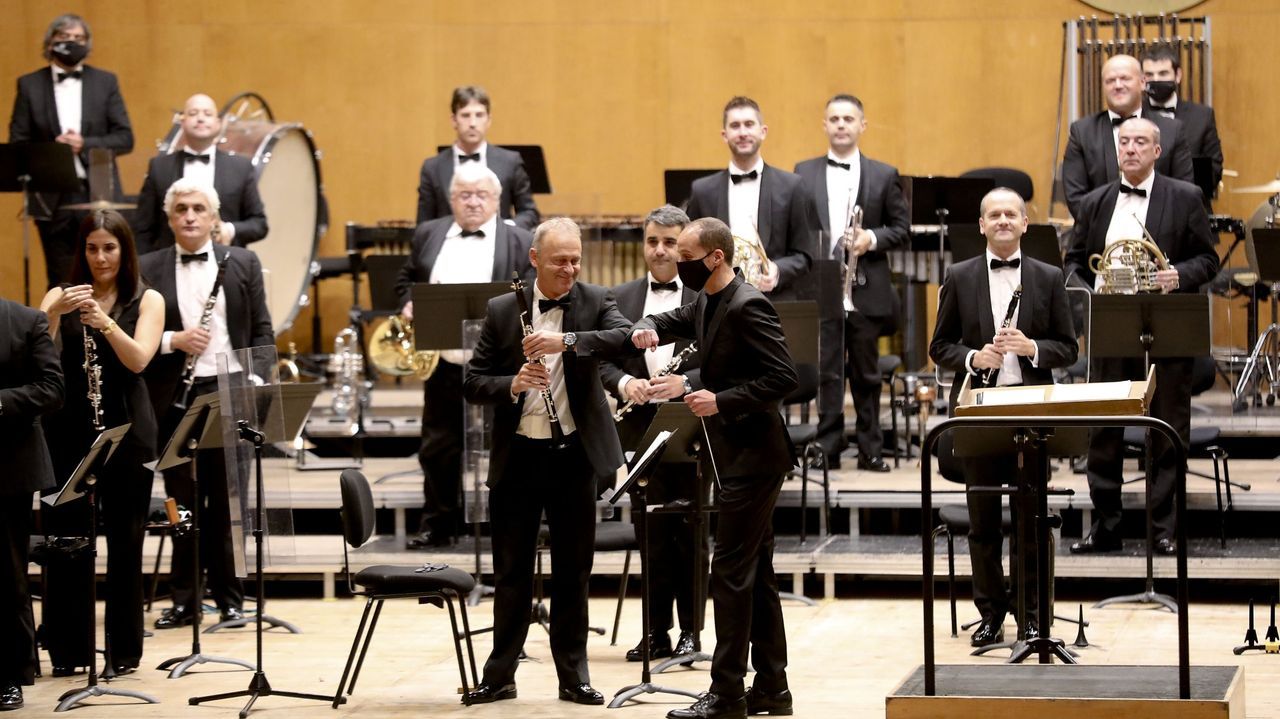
left=83, top=325, right=105, bottom=431
left=172, top=254, right=231, bottom=413
left=979, top=284, right=1022, bottom=388
left=614, top=342, right=698, bottom=422
left=511, top=273, right=569, bottom=450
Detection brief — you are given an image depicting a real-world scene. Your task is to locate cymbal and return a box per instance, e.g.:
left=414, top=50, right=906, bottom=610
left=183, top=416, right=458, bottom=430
left=1231, top=179, right=1280, bottom=195
left=63, top=200, right=138, bottom=210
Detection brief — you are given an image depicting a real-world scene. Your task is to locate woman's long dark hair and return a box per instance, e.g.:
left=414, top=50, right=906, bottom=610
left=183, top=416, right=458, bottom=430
left=70, top=209, right=144, bottom=308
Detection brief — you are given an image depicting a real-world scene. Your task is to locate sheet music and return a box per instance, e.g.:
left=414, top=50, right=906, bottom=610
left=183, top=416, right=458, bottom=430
left=976, top=387, right=1047, bottom=407
left=1050, top=381, right=1132, bottom=402
left=627, top=431, right=673, bottom=482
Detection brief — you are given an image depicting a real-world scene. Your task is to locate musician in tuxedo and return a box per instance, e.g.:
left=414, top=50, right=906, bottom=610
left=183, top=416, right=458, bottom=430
left=0, top=299, right=63, bottom=711
left=132, top=93, right=268, bottom=254
left=929, top=188, right=1078, bottom=648
left=597, top=205, right=704, bottom=662
left=686, top=96, right=818, bottom=301
left=415, top=85, right=539, bottom=231
left=1143, top=45, right=1223, bottom=207
left=394, top=163, right=533, bottom=550
left=1062, top=54, right=1193, bottom=220
left=1064, top=118, right=1219, bottom=556
left=600, top=217, right=799, bottom=719
left=8, top=13, right=133, bottom=288
left=794, top=94, right=910, bottom=471
left=460, top=218, right=629, bottom=706
left=140, top=178, right=273, bottom=629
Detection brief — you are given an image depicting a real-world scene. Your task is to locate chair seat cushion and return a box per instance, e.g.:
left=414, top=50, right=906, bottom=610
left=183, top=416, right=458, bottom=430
left=1123, top=425, right=1221, bottom=451
left=787, top=424, right=818, bottom=445
left=594, top=522, right=638, bottom=552
left=938, top=504, right=1012, bottom=532
left=354, top=564, right=475, bottom=595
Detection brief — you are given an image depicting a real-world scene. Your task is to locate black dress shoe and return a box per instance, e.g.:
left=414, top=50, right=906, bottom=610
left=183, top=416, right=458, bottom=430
left=673, top=630, right=696, bottom=656
left=1021, top=618, right=1040, bottom=641
left=668, top=693, right=747, bottom=719
left=405, top=530, right=453, bottom=550
left=154, top=606, right=195, bottom=629
left=463, top=682, right=516, bottom=705
left=0, top=683, right=22, bottom=711
left=50, top=665, right=85, bottom=678
left=1155, top=537, right=1178, bottom=556
left=220, top=607, right=246, bottom=623
left=625, top=633, right=673, bottom=662
left=559, top=683, right=604, bottom=705
left=1069, top=532, right=1121, bottom=554
left=112, top=664, right=138, bottom=676
left=745, top=686, right=793, bottom=715
left=970, top=619, right=1005, bottom=647
left=856, top=457, right=891, bottom=473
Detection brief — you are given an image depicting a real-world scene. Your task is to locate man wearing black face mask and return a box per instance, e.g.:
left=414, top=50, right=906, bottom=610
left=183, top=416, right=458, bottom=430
left=1143, top=45, right=1222, bottom=208
left=9, top=13, right=133, bottom=288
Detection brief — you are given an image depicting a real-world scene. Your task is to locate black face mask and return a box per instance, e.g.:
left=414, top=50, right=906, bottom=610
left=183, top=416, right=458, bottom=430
left=50, top=41, right=89, bottom=67
left=676, top=253, right=715, bottom=292
left=1146, top=80, right=1177, bottom=104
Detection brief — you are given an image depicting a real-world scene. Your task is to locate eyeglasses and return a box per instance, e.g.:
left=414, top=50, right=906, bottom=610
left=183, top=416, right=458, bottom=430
left=454, top=191, right=493, bottom=202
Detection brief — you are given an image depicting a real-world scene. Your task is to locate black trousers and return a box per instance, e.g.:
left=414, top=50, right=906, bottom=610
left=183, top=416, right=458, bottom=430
left=629, top=462, right=704, bottom=635
left=0, top=500, right=37, bottom=685
left=482, top=435, right=596, bottom=688
left=1087, top=357, right=1192, bottom=540
left=708, top=473, right=788, bottom=700
left=34, top=187, right=89, bottom=289
left=418, top=360, right=463, bottom=536
left=99, top=462, right=155, bottom=667
left=963, top=453, right=1038, bottom=624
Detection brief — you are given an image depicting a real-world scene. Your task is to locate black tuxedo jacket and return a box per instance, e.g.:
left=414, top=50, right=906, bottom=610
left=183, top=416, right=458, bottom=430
left=1063, top=174, right=1219, bottom=292
left=685, top=164, right=818, bottom=301
left=0, top=300, right=63, bottom=496
left=1149, top=99, right=1223, bottom=194
left=1061, top=110, right=1192, bottom=219
left=415, top=145, right=540, bottom=231
left=793, top=153, right=910, bottom=318
left=584, top=274, right=798, bottom=479
left=8, top=65, right=133, bottom=215
left=132, top=150, right=268, bottom=253
left=463, top=281, right=629, bottom=487
left=930, top=255, right=1078, bottom=407
left=393, top=216, right=534, bottom=308
left=139, top=244, right=274, bottom=424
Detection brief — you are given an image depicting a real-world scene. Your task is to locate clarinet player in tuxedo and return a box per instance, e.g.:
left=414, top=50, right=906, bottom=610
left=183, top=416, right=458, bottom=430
left=38, top=210, right=163, bottom=675
left=140, top=177, right=273, bottom=629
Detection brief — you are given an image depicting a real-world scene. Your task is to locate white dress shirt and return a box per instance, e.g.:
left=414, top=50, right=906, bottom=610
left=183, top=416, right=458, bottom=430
left=430, top=215, right=498, bottom=364
left=1099, top=170, right=1156, bottom=290
left=728, top=158, right=764, bottom=240
left=454, top=141, right=488, bottom=167
left=51, top=64, right=85, bottom=179
left=516, top=284, right=577, bottom=440
left=161, top=240, right=240, bottom=377
left=824, top=149, right=879, bottom=258
left=964, top=249, right=1039, bottom=385
left=615, top=273, right=684, bottom=397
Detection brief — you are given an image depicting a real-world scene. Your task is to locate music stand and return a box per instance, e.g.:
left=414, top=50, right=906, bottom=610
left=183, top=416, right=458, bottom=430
left=949, top=225, right=1063, bottom=270
left=154, top=393, right=256, bottom=678
left=1090, top=293, right=1210, bottom=612
left=900, top=175, right=993, bottom=277
left=663, top=169, right=720, bottom=209
left=434, top=144, right=551, bottom=193
left=47, top=423, right=161, bottom=711
left=0, top=142, right=79, bottom=304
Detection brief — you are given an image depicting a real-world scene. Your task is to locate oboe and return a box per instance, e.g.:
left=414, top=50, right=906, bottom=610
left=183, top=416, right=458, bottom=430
left=172, top=254, right=230, bottom=413
left=978, top=284, right=1022, bottom=388
left=511, top=273, right=569, bottom=450
left=613, top=343, right=698, bottom=422
left=84, top=325, right=105, bottom=431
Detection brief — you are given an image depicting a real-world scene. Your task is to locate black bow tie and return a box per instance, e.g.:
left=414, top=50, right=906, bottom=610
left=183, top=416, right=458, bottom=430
left=1153, top=105, right=1175, bottom=116
left=457, top=152, right=480, bottom=163
left=1119, top=184, right=1148, bottom=198
left=650, top=281, right=678, bottom=293
left=459, top=228, right=485, bottom=238
left=990, top=257, right=1020, bottom=271
left=730, top=170, right=759, bottom=184
left=56, top=70, right=82, bottom=83
left=1111, top=114, right=1137, bottom=126
left=826, top=158, right=851, bottom=170
left=183, top=151, right=211, bottom=164
left=180, top=251, right=209, bottom=264
left=538, top=297, right=570, bottom=313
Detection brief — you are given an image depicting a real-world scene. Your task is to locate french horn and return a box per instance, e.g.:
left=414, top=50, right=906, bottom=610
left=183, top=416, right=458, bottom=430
left=732, top=229, right=772, bottom=288
left=1088, top=237, right=1171, bottom=295
left=367, top=315, right=440, bottom=379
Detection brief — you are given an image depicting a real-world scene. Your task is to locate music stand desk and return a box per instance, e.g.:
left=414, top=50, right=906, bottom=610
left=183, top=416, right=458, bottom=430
left=410, top=281, right=509, bottom=350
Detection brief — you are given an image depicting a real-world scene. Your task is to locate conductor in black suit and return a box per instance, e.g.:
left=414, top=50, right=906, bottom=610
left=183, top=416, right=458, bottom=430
left=8, top=13, right=133, bottom=288
left=1064, top=118, right=1219, bottom=557
left=140, top=178, right=274, bottom=629
left=686, top=96, right=817, bottom=302
left=620, top=218, right=799, bottom=719
left=415, top=85, right=539, bottom=231
left=597, top=205, right=704, bottom=662
left=461, top=218, right=628, bottom=707
left=394, top=163, right=533, bottom=549
left=0, top=299, right=63, bottom=711
left=132, top=94, right=268, bottom=254
left=1143, top=45, right=1223, bottom=207
left=794, top=94, right=910, bottom=470
left=930, top=188, right=1078, bottom=648
left=1062, top=54, right=1193, bottom=220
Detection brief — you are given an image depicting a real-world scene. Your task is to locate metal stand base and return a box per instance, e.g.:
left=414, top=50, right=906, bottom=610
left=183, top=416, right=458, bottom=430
left=157, top=652, right=255, bottom=679
left=608, top=682, right=703, bottom=709
left=1095, top=586, right=1178, bottom=612
left=779, top=591, right=817, bottom=607
left=205, top=613, right=301, bottom=634
left=651, top=650, right=713, bottom=674
left=190, top=672, right=338, bottom=719
left=973, top=636, right=1079, bottom=664
left=56, top=683, right=159, bottom=712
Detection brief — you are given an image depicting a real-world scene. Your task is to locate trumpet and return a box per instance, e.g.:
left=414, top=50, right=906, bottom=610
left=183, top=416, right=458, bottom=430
left=511, top=273, right=569, bottom=450
left=840, top=200, right=864, bottom=313
left=84, top=325, right=105, bottom=431
left=614, top=343, right=698, bottom=422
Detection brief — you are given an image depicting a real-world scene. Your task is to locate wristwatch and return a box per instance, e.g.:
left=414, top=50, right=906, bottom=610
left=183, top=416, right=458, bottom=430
left=562, top=332, right=577, bottom=350
left=682, top=375, right=693, bottom=395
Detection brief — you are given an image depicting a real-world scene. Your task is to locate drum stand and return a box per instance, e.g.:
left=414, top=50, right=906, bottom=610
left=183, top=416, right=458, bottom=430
left=1233, top=281, right=1280, bottom=410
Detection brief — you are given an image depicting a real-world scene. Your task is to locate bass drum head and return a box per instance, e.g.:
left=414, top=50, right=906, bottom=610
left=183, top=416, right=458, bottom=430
left=235, top=123, right=320, bottom=336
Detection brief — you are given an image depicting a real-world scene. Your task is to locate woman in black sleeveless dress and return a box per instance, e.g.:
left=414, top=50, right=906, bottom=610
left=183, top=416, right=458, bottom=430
left=39, top=210, right=164, bottom=674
